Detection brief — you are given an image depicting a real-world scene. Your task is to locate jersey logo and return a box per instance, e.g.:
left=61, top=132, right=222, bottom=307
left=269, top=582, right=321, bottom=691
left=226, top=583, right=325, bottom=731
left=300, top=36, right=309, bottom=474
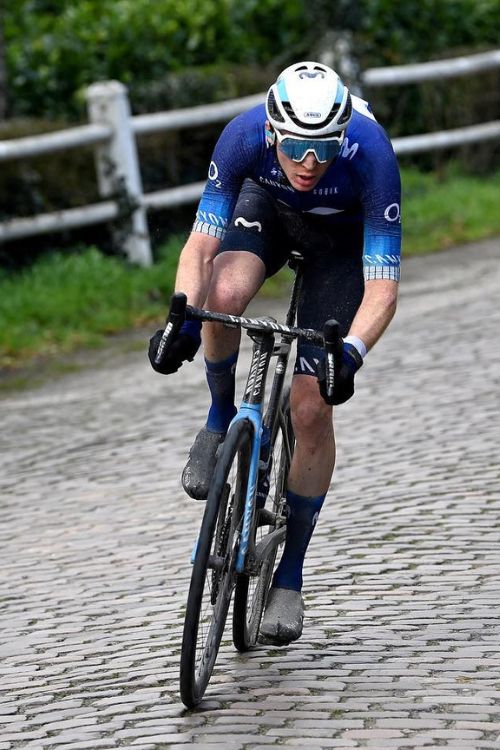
left=234, top=217, right=262, bottom=232
left=384, top=203, right=401, bottom=222
left=208, top=161, right=222, bottom=188
left=341, top=137, right=358, bottom=160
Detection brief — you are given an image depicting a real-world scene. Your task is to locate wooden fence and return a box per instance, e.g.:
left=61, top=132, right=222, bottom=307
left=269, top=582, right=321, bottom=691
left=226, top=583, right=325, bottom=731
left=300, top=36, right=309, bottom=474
left=1, top=49, right=499, bottom=265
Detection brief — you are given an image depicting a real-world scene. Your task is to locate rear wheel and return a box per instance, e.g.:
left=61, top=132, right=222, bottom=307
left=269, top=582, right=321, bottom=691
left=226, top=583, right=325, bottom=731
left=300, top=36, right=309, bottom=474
left=232, top=389, right=294, bottom=652
left=180, top=419, right=252, bottom=707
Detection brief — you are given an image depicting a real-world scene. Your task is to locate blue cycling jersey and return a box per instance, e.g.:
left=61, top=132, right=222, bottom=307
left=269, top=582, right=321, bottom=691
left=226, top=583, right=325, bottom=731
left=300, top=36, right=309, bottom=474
left=193, top=96, right=402, bottom=281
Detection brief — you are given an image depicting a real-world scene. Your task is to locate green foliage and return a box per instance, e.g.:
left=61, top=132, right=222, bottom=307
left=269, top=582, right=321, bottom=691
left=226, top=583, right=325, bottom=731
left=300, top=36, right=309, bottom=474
left=0, top=237, right=181, bottom=365
left=401, top=165, right=500, bottom=253
left=356, top=0, right=500, bottom=66
left=5, top=0, right=499, bottom=119
left=4, top=0, right=305, bottom=118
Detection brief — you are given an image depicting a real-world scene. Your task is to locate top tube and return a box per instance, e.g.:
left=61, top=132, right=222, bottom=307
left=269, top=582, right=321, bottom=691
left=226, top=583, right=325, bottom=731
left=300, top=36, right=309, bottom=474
left=186, top=305, right=324, bottom=346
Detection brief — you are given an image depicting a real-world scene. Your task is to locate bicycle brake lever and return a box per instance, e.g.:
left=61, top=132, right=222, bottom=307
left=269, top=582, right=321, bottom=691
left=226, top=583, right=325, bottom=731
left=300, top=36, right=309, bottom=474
left=154, top=292, right=187, bottom=366
left=322, top=319, right=342, bottom=401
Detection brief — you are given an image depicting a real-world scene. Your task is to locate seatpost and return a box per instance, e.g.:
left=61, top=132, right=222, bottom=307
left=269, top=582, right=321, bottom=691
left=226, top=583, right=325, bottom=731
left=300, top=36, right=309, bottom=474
left=286, top=251, right=305, bottom=328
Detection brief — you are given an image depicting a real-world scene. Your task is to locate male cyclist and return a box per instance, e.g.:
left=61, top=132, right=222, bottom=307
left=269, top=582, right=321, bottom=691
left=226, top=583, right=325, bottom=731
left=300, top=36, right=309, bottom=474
left=149, top=61, right=401, bottom=646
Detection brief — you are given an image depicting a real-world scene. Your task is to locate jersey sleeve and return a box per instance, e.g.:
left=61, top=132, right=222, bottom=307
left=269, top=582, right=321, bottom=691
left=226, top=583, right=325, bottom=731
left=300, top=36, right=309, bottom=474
left=351, top=118, right=402, bottom=281
left=192, top=111, right=262, bottom=240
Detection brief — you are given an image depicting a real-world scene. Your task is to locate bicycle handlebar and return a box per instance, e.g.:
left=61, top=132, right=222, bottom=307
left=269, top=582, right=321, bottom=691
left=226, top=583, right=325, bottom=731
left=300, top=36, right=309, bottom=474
left=155, top=293, right=343, bottom=394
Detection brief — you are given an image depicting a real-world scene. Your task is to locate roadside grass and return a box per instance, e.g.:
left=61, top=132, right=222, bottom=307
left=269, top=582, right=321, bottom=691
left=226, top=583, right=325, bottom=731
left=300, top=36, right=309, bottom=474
left=402, top=166, right=500, bottom=254
left=1, top=166, right=499, bottom=369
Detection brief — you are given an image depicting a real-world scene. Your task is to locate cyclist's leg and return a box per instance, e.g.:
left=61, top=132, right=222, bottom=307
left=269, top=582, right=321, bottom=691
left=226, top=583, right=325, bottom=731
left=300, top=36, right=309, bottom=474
left=182, top=180, right=288, bottom=499
left=203, top=250, right=266, bottom=362
left=181, top=251, right=264, bottom=500
left=260, top=375, right=330, bottom=644
left=262, top=224, right=364, bottom=643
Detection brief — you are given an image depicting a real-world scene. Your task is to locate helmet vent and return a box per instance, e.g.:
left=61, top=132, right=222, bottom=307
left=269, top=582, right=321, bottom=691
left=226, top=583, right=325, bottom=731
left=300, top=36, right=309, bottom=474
left=266, top=90, right=285, bottom=123
left=284, top=101, right=342, bottom=131
left=338, top=94, right=352, bottom=125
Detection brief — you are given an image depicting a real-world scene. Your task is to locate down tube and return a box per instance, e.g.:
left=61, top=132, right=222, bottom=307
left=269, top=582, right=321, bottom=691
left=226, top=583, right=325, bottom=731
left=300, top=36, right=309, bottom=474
left=230, top=405, right=262, bottom=574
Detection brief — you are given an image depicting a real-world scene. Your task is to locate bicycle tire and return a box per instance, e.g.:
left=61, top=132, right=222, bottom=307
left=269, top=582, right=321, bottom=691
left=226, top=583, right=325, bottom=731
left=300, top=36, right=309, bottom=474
left=232, top=388, right=294, bottom=652
left=180, top=419, right=253, bottom=708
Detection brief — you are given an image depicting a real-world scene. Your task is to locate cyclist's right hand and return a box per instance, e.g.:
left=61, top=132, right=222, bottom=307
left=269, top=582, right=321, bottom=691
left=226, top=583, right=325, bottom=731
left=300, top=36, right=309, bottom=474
left=148, top=320, right=202, bottom=374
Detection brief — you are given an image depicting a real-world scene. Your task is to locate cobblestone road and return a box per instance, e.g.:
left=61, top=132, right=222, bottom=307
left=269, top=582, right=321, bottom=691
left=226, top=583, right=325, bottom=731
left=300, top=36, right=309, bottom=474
left=1, top=238, right=500, bottom=750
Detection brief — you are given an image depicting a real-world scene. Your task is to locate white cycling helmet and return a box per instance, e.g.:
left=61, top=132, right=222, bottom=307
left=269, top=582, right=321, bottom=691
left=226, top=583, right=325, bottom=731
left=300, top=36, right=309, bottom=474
left=266, top=61, right=352, bottom=138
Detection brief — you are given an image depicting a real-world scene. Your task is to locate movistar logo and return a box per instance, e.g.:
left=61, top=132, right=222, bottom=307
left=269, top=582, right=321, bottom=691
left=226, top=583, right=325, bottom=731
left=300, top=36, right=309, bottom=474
left=234, top=217, right=262, bottom=232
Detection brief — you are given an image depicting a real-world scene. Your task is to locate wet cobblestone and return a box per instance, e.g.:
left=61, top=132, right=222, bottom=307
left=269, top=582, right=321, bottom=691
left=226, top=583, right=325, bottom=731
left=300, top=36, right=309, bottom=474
left=1, top=238, right=499, bottom=749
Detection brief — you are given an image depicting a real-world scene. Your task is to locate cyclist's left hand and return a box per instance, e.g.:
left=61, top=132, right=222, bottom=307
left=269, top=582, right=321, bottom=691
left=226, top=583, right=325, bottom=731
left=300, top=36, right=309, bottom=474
left=317, top=341, right=363, bottom=405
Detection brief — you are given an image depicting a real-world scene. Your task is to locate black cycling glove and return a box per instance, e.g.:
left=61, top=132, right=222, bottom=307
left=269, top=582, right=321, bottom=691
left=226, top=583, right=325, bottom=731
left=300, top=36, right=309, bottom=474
left=317, top=342, right=363, bottom=405
left=148, top=320, right=202, bottom=375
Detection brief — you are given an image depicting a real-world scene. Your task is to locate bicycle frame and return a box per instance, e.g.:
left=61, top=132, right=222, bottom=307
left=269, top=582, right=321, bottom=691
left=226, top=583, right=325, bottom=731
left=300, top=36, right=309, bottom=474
left=188, top=263, right=304, bottom=574
left=231, top=266, right=303, bottom=574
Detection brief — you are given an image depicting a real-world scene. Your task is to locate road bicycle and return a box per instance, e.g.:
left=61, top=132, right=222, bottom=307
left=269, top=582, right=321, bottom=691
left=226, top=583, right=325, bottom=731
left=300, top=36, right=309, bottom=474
left=155, top=253, right=341, bottom=708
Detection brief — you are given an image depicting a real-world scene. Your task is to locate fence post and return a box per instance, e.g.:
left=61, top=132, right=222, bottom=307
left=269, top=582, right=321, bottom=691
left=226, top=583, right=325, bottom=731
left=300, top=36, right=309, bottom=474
left=86, top=81, right=152, bottom=266
left=318, top=31, right=364, bottom=96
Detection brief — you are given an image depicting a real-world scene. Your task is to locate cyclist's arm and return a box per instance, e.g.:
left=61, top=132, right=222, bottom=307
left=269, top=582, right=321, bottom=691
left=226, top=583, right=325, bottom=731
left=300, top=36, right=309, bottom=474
left=348, top=115, right=401, bottom=351
left=347, top=278, right=398, bottom=351
left=173, top=110, right=264, bottom=307
left=174, top=231, right=221, bottom=308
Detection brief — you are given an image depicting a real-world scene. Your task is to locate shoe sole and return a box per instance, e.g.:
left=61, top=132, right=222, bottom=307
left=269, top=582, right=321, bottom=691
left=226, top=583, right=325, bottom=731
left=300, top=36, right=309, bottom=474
left=258, top=622, right=303, bottom=647
left=258, top=633, right=295, bottom=647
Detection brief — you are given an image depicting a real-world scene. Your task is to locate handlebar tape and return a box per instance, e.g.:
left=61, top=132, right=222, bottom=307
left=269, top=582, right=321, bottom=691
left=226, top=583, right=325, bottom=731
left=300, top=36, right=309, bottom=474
left=322, top=319, right=343, bottom=400
left=154, top=292, right=187, bottom=366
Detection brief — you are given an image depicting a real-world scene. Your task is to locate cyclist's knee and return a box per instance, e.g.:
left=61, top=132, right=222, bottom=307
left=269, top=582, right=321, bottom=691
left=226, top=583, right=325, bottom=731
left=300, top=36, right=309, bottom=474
left=207, top=282, right=247, bottom=315
left=207, top=252, right=265, bottom=313
left=291, top=376, right=333, bottom=441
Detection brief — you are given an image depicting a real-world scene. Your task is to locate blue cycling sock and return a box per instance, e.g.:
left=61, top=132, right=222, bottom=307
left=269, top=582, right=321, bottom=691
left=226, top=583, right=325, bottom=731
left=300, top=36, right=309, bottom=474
left=272, top=489, right=326, bottom=592
left=205, top=351, right=238, bottom=433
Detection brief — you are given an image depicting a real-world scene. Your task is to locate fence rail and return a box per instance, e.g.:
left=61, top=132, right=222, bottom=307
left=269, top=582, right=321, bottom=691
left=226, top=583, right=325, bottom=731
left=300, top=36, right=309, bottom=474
left=0, top=123, right=112, bottom=163
left=362, top=48, right=500, bottom=86
left=1, top=49, right=500, bottom=263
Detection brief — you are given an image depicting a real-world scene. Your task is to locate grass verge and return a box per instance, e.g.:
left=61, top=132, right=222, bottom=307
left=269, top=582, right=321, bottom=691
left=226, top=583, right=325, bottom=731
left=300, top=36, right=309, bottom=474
left=1, top=166, right=499, bottom=370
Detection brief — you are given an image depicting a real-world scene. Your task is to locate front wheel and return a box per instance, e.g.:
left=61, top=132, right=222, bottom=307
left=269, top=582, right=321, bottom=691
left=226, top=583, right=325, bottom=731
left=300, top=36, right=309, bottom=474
left=232, top=389, right=294, bottom=652
left=180, top=419, right=253, bottom=708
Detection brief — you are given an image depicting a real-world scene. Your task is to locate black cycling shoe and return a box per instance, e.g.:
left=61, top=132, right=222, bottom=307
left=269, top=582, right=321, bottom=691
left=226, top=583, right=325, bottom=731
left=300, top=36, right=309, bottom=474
left=181, top=427, right=225, bottom=500
left=259, top=587, right=304, bottom=646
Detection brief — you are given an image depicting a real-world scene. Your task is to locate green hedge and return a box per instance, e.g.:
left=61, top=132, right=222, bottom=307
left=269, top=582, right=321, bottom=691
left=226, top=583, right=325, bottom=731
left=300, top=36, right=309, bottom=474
left=5, top=0, right=500, bottom=119
left=4, top=0, right=304, bottom=119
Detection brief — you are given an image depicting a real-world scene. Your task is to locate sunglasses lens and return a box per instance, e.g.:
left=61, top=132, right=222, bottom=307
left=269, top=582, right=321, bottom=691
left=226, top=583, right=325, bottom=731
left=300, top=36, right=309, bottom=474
left=279, top=137, right=342, bottom=163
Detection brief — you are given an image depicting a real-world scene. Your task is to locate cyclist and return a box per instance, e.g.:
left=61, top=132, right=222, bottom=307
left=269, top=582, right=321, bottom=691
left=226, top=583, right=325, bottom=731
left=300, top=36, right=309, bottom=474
left=149, top=61, right=401, bottom=646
